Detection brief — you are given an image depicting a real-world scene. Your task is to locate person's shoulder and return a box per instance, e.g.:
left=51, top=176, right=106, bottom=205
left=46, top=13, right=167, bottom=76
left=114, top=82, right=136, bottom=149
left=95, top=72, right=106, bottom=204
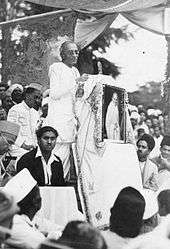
left=50, top=62, right=64, bottom=70
left=19, top=148, right=37, bottom=161
left=8, top=102, right=23, bottom=111
left=148, top=158, right=159, bottom=170
left=53, top=155, right=63, bottom=164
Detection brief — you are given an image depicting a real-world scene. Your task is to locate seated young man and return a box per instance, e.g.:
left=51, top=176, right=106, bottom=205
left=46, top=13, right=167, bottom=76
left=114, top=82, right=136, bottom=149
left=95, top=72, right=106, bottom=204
left=151, top=136, right=170, bottom=186
left=16, top=126, right=65, bottom=186
left=136, top=134, right=158, bottom=191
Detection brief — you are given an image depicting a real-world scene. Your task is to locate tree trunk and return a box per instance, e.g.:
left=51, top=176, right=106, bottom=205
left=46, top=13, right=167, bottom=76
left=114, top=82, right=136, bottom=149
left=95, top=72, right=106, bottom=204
left=0, top=0, right=7, bottom=84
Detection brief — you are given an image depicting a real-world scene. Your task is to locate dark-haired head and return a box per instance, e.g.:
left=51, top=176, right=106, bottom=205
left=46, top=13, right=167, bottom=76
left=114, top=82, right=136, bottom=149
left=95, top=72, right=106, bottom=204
left=137, top=134, right=155, bottom=152
left=110, top=187, right=145, bottom=238
left=36, top=126, right=58, bottom=140
left=23, top=87, right=42, bottom=110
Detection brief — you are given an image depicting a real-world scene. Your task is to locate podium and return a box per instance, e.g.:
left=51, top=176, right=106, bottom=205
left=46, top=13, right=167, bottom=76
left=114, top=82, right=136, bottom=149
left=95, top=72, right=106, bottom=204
left=37, top=187, right=84, bottom=227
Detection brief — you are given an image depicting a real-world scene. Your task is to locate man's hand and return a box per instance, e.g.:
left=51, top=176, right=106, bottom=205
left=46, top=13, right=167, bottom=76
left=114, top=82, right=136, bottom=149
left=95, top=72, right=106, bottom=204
left=76, top=74, right=88, bottom=84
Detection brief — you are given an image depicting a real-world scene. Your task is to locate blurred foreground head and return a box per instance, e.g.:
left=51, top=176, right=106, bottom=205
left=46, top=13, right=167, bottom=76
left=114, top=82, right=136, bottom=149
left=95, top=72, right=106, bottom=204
left=0, top=191, right=19, bottom=243
left=41, top=220, right=107, bottom=249
left=110, top=187, right=145, bottom=238
left=124, top=214, right=170, bottom=249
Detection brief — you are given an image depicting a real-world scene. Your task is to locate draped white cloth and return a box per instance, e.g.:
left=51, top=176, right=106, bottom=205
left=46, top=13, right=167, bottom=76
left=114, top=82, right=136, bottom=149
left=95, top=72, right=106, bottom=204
left=74, top=75, right=142, bottom=226
left=26, top=0, right=169, bottom=49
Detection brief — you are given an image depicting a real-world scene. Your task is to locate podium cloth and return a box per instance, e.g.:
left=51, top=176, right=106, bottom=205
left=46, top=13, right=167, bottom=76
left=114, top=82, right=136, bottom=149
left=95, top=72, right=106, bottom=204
left=37, top=187, right=85, bottom=227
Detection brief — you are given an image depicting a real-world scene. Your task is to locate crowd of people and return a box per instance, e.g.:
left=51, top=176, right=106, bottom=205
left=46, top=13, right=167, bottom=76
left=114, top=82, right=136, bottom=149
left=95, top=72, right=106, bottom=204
left=0, top=40, right=170, bottom=249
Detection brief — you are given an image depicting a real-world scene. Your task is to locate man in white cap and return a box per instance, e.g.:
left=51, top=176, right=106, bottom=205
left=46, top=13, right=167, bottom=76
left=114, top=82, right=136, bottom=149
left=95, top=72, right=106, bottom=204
left=3, top=168, right=45, bottom=249
left=7, top=83, right=42, bottom=157
left=7, top=84, right=24, bottom=105
left=0, top=121, right=20, bottom=186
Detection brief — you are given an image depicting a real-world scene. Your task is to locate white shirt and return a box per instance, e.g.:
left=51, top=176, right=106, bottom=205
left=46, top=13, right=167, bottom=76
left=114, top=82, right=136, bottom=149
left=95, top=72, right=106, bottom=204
left=45, top=62, right=80, bottom=142
left=150, top=135, right=163, bottom=158
left=139, top=161, right=146, bottom=175
left=35, top=146, right=59, bottom=185
left=6, top=214, right=45, bottom=249
left=7, top=101, right=40, bottom=157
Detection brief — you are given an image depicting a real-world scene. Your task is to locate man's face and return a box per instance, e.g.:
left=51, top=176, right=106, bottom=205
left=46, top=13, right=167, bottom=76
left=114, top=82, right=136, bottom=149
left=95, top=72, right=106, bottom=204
left=160, top=145, right=170, bottom=160
left=12, top=88, right=23, bottom=104
left=146, top=119, right=152, bottom=128
left=139, top=112, right=146, bottom=122
left=130, top=118, right=137, bottom=129
left=38, top=131, right=57, bottom=153
left=0, top=108, right=7, bottom=120
left=152, top=118, right=159, bottom=126
left=2, top=96, right=13, bottom=111
left=29, top=90, right=42, bottom=110
left=137, top=140, right=150, bottom=162
left=63, top=43, right=79, bottom=66
left=154, top=127, right=161, bottom=138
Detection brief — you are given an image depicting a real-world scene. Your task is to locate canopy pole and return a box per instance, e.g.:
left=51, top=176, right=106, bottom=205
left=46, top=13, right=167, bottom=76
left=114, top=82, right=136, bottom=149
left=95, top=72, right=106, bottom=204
left=164, top=35, right=170, bottom=135
left=0, top=8, right=71, bottom=26
left=164, top=0, right=170, bottom=135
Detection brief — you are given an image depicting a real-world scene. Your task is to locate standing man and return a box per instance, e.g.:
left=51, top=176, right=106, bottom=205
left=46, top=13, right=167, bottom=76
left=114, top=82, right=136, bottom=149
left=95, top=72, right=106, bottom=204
left=45, top=41, right=85, bottom=178
left=16, top=126, right=65, bottom=186
left=137, top=134, right=158, bottom=191
left=7, top=84, right=42, bottom=158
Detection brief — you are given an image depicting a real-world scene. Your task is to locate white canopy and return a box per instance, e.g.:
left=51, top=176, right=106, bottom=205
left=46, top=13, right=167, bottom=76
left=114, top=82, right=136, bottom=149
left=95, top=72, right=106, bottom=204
left=26, top=0, right=169, bottom=48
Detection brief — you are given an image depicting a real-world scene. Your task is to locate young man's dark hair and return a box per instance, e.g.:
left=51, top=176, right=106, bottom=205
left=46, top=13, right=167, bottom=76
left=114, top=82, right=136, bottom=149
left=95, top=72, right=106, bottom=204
left=137, top=134, right=155, bottom=152
left=36, top=126, right=58, bottom=140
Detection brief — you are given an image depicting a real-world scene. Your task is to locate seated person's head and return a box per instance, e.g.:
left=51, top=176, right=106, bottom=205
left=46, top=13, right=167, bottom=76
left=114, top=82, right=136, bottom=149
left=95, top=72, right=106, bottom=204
left=0, top=107, right=7, bottom=120
left=55, top=220, right=107, bottom=249
left=18, top=184, right=41, bottom=218
left=0, top=191, right=19, bottom=243
left=109, top=187, right=145, bottom=238
left=160, top=136, right=170, bottom=160
left=137, top=134, right=155, bottom=162
left=11, top=88, right=23, bottom=104
left=36, top=126, right=58, bottom=153
left=3, top=169, right=41, bottom=221
left=158, top=189, right=170, bottom=216
left=153, top=125, right=161, bottom=138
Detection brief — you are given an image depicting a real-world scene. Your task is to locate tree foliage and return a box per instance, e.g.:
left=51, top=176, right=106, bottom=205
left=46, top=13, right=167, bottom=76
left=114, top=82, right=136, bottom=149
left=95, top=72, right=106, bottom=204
left=0, top=1, right=134, bottom=84
left=129, top=81, right=163, bottom=110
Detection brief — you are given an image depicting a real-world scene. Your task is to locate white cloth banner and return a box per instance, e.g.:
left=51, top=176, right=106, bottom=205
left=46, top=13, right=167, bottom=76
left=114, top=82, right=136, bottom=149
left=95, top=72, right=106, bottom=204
left=75, top=14, right=118, bottom=48
left=122, top=4, right=166, bottom=35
